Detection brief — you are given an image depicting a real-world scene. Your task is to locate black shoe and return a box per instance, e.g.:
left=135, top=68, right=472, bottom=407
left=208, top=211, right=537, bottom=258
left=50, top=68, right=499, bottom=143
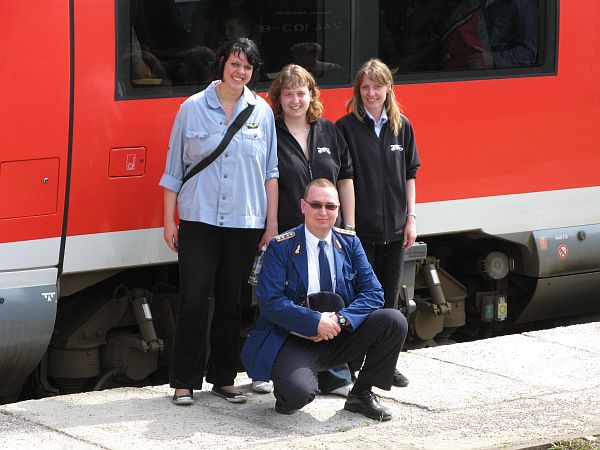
left=393, top=369, right=409, bottom=387
left=172, top=389, right=193, bottom=406
left=275, top=401, right=299, bottom=415
left=344, top=391, right=392, bottom=421
left=211, top=386, right=247, bottom=403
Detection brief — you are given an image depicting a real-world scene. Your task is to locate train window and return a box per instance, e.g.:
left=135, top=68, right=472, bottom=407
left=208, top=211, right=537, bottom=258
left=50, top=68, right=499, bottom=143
left=116, top=0, right=352, bottom=99
left=116, top=0, right=556, bottom=99
left=253, top=1, right=352, bottom=86
left=377, top=0, right=556, bottom=83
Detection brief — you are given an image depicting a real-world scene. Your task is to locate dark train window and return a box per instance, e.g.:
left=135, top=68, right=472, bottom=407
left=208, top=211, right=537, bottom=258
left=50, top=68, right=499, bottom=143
left=116, top=0, right=556, bottom=99
left=378, top=0, right=555, bottom=83
left=116, top=0, right=352, bottom=99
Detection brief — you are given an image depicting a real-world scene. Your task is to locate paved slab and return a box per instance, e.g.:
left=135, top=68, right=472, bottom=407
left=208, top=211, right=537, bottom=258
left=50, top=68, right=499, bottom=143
left=0, top=411, right=98, bottom=449
left=1, top=322, right=599, bottom=449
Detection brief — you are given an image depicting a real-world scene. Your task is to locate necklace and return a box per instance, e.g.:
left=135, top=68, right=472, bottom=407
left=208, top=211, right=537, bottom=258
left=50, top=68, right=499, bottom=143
left=219, top=96, right=237, bottom=107
left=289, top=126, right=309, bottom=136
left=216, top=83, right=240, bottom=107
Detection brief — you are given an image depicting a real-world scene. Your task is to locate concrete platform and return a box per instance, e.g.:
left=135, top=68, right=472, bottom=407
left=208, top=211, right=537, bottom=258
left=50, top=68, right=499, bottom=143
left=1, top=321, right=599, bottom=449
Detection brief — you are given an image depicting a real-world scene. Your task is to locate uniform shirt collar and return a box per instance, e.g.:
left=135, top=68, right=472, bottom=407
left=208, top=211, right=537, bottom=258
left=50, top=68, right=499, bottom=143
left=305, top=226, right=332, bottom=249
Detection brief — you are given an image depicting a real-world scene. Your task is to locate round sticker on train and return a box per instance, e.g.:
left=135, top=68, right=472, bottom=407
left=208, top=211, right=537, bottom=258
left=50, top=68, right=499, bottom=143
left=558, top=243, right=568, bottom=260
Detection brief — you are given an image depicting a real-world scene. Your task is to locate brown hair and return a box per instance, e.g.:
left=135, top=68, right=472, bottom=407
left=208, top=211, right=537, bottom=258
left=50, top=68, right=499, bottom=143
left=304, top=178, right=337, bottom=199
left=268, top=64, right=323, bottom=123
left=346, top=58, right=403, bottom=136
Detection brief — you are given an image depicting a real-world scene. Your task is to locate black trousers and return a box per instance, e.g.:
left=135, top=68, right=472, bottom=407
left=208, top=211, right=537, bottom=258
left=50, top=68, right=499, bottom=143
left=170, top=220, right=262, bottom=390
left=349, top=240, right=405, bottom=373
left=362, top=240, right=405, bottom=309
left=271, top=309, right=407, bottom=411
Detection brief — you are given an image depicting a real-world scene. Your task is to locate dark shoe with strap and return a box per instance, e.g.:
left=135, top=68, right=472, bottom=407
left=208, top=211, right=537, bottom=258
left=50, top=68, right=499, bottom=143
left=172, top=389, right=193, bottom=406
left=393, top=369, right=409, bottom=387
left=344, top=390, right=392, bottom=421
left=275, top=401, right=299, bottom=415
left=211, top=386, right=247, bottom=403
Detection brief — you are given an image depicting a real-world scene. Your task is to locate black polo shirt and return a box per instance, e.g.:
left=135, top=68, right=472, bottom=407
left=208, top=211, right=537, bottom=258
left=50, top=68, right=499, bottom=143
left=277, top=118, right=353, bottom=233
left=336, top=113, right=421, bottom=244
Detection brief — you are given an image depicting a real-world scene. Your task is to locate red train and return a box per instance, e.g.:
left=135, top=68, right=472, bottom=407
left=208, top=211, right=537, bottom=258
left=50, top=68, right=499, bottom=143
left=2, top=0, right=599, bottom=402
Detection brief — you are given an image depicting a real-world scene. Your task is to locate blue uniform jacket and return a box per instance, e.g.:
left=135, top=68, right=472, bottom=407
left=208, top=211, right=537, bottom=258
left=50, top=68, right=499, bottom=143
left=241, top=224, right=384, bottom=382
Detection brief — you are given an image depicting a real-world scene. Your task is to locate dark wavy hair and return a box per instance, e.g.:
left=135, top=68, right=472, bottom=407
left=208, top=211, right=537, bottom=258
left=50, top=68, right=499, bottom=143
left=215, top=38, right=262, bottom=88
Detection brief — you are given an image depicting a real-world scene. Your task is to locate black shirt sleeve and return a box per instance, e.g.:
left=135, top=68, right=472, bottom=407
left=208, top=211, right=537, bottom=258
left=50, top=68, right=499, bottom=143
left=402, top=116, right=421, bottom=180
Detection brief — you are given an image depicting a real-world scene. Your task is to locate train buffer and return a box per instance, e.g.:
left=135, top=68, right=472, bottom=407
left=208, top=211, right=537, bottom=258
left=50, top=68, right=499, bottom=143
left=1, top=321, right=599, bottom=449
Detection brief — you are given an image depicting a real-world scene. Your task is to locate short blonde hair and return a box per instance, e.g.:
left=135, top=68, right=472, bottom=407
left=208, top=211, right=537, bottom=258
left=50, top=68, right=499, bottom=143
left=304, top=178, right=337, bottom=199
left=268, top=64, right=323, bottom=123
left=346, top=59, right=403, bottom=136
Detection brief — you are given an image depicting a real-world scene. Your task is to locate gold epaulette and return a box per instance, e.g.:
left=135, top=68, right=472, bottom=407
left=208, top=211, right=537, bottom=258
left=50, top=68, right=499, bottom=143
left=334, top=226, right=356, bottom=236
left=274, top=231, right=296, bottom=242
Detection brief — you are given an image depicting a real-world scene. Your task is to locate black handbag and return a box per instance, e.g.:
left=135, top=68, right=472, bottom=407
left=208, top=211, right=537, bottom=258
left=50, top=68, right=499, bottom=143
left=180, top=103, right=255, bottom=187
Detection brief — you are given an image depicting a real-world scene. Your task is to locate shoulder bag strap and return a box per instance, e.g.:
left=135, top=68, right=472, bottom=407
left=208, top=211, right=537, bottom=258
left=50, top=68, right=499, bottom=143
left=181, top=103, right=255, bottom=186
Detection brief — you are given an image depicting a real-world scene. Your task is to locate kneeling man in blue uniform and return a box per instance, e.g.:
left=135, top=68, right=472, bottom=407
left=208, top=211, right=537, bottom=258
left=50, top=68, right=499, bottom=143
left=241, top=178, right=408, bottom=421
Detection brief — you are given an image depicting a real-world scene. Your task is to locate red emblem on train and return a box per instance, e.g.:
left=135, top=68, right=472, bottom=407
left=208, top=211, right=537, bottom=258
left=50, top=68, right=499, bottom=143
left=558, top=244, right=568, bottom=260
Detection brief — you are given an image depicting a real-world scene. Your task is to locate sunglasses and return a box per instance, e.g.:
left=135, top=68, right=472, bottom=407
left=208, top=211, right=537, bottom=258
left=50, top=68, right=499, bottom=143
left=304, top=200, right=339, bottom=211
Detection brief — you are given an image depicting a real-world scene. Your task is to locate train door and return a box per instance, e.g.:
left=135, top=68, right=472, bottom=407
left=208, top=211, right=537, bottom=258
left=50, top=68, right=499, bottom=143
left=62, top=0, right=178, bottom=279
left=0, top=2, right=70, bottom=400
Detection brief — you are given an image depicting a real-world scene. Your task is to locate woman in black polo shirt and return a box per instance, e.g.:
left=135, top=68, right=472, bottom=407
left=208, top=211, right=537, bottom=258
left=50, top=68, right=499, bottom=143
left=270, top=64, right=355, bottom=233
left=336, top=59, right=421, bottom=388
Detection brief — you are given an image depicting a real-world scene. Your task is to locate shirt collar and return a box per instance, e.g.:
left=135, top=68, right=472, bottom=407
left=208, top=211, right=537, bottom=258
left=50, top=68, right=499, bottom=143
left=305, top=226, right=332, bottom=250
left=365, top=107, right=388, bottom=125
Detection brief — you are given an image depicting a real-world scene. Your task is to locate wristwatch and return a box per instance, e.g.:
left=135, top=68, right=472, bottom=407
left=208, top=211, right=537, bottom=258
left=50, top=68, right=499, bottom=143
left=336, top=313, right=349, bottom=329
left=344, top=224, right=355, bottom=231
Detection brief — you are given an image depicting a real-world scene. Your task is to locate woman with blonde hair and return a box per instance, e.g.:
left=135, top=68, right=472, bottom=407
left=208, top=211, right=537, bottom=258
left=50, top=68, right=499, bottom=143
left=249, top=64, right=355, bottom=397
left=336, top=58, right=421, bottom=388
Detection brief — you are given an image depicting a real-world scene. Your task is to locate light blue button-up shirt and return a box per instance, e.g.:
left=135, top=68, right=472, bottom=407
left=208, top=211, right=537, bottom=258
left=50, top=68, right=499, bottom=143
left=365, top=108, right=388, bottom=138
left=160, top=81, right=278, bottom=229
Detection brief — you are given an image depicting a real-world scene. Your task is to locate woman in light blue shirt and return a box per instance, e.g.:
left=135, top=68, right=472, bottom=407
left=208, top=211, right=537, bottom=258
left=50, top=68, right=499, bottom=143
left=160, top=38, right=278, bottom=406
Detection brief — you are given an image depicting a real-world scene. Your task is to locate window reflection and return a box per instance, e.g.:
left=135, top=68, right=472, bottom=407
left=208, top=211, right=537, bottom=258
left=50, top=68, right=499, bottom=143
left=380, top=0, right=540, bottom=74
left=117, top=0, right=546, bottom=98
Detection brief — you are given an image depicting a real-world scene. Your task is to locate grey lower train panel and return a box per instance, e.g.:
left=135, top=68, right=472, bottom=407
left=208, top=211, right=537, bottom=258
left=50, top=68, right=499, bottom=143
left=499, top=224, right=600, bottom=324
left=502, top=224, right=600, bottom=278
left=0, top=269, right=58, bottom=398
left=514, top=271, right=600, bottom=324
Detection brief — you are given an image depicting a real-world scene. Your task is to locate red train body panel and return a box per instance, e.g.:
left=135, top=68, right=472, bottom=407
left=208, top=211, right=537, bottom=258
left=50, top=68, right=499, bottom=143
left=1, top=3, right=70, bottom=244
left=2, top=2, right=599, bottom=246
